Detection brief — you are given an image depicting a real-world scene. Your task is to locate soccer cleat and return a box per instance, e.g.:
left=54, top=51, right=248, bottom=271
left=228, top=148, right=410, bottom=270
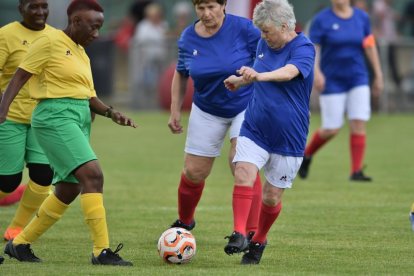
left=170, top=219, right=195, bottom=231
left=91, top=243, right=133, bottom=266
left=0, top=185, right=26, bottom=206
left=0, top=255, right=4, bottom=264
left=350, top=170, right=372, bottom=182
left=410, top=212, right=414, bottom=232
left=298, top=156, right=312, bottom=179
left=4, top=240, right=41, bottom=262
left=224, top=231, right=248, bottom=255
left=3, top=227, right=23, bottom=241
left=247, top=231, right=255, bottom=243
left=241, top=241, right=267, bottom=265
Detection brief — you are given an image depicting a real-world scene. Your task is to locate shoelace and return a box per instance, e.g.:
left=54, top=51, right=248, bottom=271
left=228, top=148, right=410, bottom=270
left=105, top=243, right=124, bottom=260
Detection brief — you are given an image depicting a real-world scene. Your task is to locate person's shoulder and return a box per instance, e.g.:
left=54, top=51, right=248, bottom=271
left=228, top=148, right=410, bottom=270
left=353, top=7, right=369, bottom=18
left=313, top=7, right=332, bottom=19
left=0, top=21, right=21, bottom=34
left=225, top=14, right=252, bottom=27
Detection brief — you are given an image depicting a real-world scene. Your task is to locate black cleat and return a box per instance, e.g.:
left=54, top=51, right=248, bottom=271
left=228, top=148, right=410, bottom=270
left=298, top=156, right=312, bottom=179
left=4, top=240, right=41, bottom=262
left=241, top=241, right=266, bottom=265
left=350, top=170, right=372, bottom=182
left=247, top=231, right=255, bottom=243
left=0, top=255, right=4, bottom=264
left=91, top=243, right=133, bottom=266
left=170, top=219, right=195, bottom=231
left=224, top=231, right=248, bottom=255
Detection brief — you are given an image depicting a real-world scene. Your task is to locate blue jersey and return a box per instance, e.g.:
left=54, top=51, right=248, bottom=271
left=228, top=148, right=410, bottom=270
left=309, top=7, right=371, bottom=94
left=240, top=33, right=315, bottom=156
left=176, top=14, right=260, bottom=118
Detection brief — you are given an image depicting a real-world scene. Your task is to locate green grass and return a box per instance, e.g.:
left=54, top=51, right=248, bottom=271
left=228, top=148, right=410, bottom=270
left=1, top=111, right=414, bottom=275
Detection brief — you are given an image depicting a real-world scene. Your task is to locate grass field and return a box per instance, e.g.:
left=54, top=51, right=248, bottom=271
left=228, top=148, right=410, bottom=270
left=1, top=111, right=414, bottom=275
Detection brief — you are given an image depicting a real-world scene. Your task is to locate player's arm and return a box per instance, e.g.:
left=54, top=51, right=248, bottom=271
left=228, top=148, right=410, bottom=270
left=0, top=68, right=32, bottom=123
left=89, top=96, right=137, bottom=128
left=363, top=34, right=383, bottom=97
left=168, top=70, right=188, bottom=134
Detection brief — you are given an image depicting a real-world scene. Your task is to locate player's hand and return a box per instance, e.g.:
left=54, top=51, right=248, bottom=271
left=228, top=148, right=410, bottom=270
left=168, top=112, right=183, bottom=134
left=237, top=66, right=259, bottom=83
left=313, top=72, right=325, bottom=93
left=371, top=76, right=383, bottom=98
left=224, top=75, right=242, bottom=91
left=110, top=110, right=137, bottom=128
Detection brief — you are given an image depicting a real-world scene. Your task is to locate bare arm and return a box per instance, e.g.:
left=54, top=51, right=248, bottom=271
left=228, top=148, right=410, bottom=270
left=168, top=70, right=189, bottom=134
left=364, top=45, right=384, bottom=98
left=0, top=68, right=32, bottom=123
left=89, top=96, right=137, bottom=128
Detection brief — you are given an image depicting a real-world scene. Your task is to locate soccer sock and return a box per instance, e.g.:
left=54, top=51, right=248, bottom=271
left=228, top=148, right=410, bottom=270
left=232, top=185, right=254, bottom=235
left=252, top=201, right=282, bottom=244
left=304, top=131, right=330, bottom=157
left=178, top=173, right=205, bottom=225
left=9, top=180, right=50, bottom=229
left=80, top=193, right=109, bottom=257
left=13, top=193, right=68, bottom=245
left=350, top=134, right=366, bottom=173
left=246, top=173, right=262, bottom=234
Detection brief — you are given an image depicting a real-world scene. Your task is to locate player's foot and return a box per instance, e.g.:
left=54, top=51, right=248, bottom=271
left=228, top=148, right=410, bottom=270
left=0, top=185, right=26, bottom=206
left=91, top=243, right=133, bottom=266
left=247, top=231, right=255, bottom=243
left=0, top=255, right=4, bottom=264
left=3, top=227, right=23, bottom=241
left=298, top=156, right=312, bottom=179
left=350, top=170, right=372, bottom=182
left=410, top=212, right=414, bottom=232
left=224, top=231, right=248, bottom=255
left=4, top=240, right=41, bottom=262
left=241, top=241, right=267, bottom=265
left=170, top=219, right=195, bottom=231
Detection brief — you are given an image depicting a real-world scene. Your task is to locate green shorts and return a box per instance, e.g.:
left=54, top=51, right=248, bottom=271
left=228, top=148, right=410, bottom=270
left=0, top=119, right=49, bottom=175
left=31, top=98, right=96, bottom=184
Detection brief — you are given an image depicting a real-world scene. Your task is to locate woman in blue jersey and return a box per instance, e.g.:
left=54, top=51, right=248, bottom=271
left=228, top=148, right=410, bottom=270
left=298, top=0, right=383, bottom=182
left=167, top=0, right=262, bottom=237
left=223, top=0, right=315, bottom=265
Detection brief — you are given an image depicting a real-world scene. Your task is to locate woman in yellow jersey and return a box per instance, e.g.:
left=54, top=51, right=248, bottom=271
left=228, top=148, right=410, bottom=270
left=0, top=0, right=136, bottom=266
left=0, top=0, right=54, bottom=241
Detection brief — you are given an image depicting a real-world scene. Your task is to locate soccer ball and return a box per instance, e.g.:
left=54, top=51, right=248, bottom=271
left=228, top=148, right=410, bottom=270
left=157, top=227, right=196, bottom=264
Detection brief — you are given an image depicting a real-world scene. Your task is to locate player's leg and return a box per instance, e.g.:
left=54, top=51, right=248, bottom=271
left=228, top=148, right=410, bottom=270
left=224, top=136, right=267, bottom=255
left=299, top=93, right=346, bottom=179
left=172, top=104, right=228, bottom=229
left=347, top=85, right=371, bottom=181
left=4, top=124, right=53, bottom=240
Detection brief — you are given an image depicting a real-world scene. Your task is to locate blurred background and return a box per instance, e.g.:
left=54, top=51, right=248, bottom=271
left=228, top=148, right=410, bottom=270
left=1, top=0, right=414, bottom=112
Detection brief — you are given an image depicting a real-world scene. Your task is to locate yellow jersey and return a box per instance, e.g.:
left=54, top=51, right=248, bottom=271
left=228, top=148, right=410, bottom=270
left=19, top=29, right=97, bottom=100
left=0, top=22, right=53, bottom=124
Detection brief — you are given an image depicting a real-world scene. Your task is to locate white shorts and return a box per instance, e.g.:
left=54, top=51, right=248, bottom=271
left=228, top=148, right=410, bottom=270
left=320, top=85, right=371, bottom=129
left=185, top=103, right=245, bottom=157
left=233, top=136, right=303, bottom=189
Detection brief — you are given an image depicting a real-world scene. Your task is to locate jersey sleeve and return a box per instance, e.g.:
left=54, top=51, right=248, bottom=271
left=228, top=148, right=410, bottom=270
left=176, top=32, right=189, bottom=77
left=309, top=15, right=323, bottom=45
left=361, top=10, right=372, bottom=38
left=0, top=29, right=9, bottom=73
left=19, top=35, right=51, bottom=75
left=288, top=42, right=315, bottom=79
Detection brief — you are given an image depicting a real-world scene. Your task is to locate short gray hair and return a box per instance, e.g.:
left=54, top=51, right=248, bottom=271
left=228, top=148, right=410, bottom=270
left=253, top=0, right=296, bottom=31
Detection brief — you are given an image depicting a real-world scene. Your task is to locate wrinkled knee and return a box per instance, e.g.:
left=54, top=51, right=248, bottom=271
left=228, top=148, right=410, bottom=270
left=183, top=166, right=208, bottom=184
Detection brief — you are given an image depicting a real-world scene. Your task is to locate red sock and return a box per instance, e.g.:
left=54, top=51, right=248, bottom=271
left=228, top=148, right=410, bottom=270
left=350, top=134, right=366, bottom=173
left=232, top=185, right=254, bottom=235
left=304, top=131, right=330, bottom=157
left=178, top=173, right=205, bottom=225
left=252, top=202, right=282, bottom=244
left=246, top=173, right=262, bottom=233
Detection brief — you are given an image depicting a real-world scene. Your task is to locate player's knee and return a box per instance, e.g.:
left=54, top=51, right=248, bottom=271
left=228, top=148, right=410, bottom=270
left=0, top=173, right=23, bottom=193
left=27, top=163, right=53, bottom=186
left=183, top=167, right=208, bottom=183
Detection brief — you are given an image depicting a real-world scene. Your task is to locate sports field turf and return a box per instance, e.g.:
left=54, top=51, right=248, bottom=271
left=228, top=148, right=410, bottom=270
left=1, top=111, right=413, bottom=275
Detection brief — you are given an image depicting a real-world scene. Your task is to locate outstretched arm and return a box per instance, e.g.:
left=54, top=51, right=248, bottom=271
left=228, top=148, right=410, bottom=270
left=0, top=68, right=32, bottom=123
left=89, top=97, right=137, bottom=128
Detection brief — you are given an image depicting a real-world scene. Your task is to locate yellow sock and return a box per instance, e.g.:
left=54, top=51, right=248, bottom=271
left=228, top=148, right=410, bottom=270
left=80, top=193, right=109, bottom=257
left=9, top=180, right=51, bottom=228
left=411, top=203, right=414, bottom=213
left=13, top=193, right=68, bottom=245
left=0, top=190, right=11, bottom=199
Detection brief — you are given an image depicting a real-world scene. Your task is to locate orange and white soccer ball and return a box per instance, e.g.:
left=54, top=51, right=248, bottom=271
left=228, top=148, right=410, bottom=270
left=157, top=227, right=196, bottom=264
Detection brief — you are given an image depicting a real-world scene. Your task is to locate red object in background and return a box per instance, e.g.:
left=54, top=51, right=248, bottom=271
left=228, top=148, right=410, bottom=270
left=158, top=63, right=194, bottom=111
left=0, top=185, right=26, bottom=206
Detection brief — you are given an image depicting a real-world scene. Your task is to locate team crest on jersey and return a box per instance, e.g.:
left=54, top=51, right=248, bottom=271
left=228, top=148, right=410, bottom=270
left=258, top=53, right=264, bottom=59
left=193, top=49, right=198, bottom=56
left=22, top=40, right=29, bottom=46
left=66, top=50, right=72, bottom=56
left=332, top=23, right=340, bottom=30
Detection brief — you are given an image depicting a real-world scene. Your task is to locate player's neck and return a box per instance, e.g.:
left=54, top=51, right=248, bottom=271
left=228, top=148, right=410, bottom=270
left=333, top=5, right=353, bottom=19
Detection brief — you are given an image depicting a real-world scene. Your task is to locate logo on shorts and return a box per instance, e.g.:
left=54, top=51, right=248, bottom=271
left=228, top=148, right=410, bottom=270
left=279, top=175, right=287, bottom=181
